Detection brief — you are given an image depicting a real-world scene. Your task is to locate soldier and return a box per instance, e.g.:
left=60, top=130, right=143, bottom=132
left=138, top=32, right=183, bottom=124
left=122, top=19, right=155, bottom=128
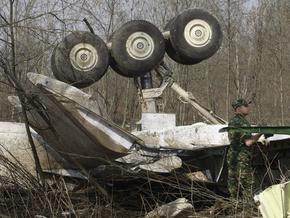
left=227, top=98, right=262, bottom=203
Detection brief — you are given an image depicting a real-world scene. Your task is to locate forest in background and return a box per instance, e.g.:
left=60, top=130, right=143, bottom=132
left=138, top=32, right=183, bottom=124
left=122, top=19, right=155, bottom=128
left=1, top=0, right=290, bottom=127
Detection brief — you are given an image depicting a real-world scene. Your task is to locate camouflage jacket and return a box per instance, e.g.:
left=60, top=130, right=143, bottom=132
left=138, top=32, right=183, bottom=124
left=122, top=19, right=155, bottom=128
left=228, top=113, right=251, bottom=152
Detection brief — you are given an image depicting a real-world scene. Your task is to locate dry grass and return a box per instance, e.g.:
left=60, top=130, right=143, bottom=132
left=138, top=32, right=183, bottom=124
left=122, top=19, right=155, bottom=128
left=0, top=151, right=279, bottom=217
left=0, top=153, right=140, bottom=217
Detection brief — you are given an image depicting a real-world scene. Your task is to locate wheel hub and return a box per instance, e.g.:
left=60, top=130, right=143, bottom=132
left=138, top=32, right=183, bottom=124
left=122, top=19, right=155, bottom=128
left=126, top=32, right=154, bottom=60
left=184, top=19, right=212, bottom=47
left=69, top=43, right=98, bottom=71
left=80, top=53, right=88, bottom=61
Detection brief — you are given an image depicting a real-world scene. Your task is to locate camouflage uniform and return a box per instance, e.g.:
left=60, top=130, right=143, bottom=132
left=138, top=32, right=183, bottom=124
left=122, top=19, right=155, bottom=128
left=227, top=113, right=254, bottom=202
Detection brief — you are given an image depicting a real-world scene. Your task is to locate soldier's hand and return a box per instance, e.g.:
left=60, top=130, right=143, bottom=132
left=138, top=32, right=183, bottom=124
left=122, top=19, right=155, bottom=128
left=260, top=138, right=270, bottom=146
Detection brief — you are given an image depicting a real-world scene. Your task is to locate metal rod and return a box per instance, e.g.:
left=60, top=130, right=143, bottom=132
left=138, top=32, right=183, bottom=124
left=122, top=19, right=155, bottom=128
left=170, top=82, right=222, bottom=124
left=83, top=18, right=95, bottom=34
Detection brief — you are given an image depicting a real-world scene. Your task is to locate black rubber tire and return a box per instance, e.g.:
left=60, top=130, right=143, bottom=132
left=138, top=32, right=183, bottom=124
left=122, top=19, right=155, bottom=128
left=109, top=57, right=127, bottom=77
left=51, top=31, right=109, bottom=88
left=168, top=9, right=222, bottom=63
left=164, top=18, right=202, bottom=65
left=109, top=20, right=165, bottom=77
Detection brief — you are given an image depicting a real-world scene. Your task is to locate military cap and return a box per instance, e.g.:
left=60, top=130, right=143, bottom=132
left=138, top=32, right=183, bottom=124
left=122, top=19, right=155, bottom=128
left=232, top=98, right=251, bottom=109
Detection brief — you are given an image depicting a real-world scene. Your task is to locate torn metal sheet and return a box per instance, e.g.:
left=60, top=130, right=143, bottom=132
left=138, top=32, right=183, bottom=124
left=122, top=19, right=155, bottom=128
left=27, top=72, right=108, bottom=118
left=24, top=73, right=143, bottom=169
left=254, top=181, right=290, bottom=218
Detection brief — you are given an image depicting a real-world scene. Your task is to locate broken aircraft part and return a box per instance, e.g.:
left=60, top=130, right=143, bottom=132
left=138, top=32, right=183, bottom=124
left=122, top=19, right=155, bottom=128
left=24, top=73, right=143, bottom=169
left=6, top=69, right=290, bottom=189
left=254, top=181, right=290, bottom=218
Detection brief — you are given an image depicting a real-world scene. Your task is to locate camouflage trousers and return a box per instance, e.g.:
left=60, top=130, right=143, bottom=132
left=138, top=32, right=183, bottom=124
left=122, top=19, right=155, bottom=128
left=227, top=147, right=254, bottom=203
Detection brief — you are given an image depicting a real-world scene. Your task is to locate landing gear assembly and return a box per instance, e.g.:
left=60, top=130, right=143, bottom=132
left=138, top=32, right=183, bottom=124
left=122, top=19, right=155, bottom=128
left=51, top=8, right=223, bottom=89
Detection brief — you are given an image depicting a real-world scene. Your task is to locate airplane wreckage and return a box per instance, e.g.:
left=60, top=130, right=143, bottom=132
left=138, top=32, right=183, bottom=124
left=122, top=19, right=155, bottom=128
left=1, top=8, right=290, bottom=214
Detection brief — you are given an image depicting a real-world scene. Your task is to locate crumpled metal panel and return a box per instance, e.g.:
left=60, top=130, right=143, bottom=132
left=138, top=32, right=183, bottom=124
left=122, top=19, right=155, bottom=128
left=24, top=73, right=143, bottom=169
left=132, top=122, right=229, bottom=150
left=254, top=181, right=290, bottom=218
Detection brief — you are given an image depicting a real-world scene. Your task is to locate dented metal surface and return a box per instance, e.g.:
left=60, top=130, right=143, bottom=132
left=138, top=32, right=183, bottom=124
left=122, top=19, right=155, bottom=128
left=24, top=73, right=143, bottom=169
left=132, top=122, right=229, bottom=150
